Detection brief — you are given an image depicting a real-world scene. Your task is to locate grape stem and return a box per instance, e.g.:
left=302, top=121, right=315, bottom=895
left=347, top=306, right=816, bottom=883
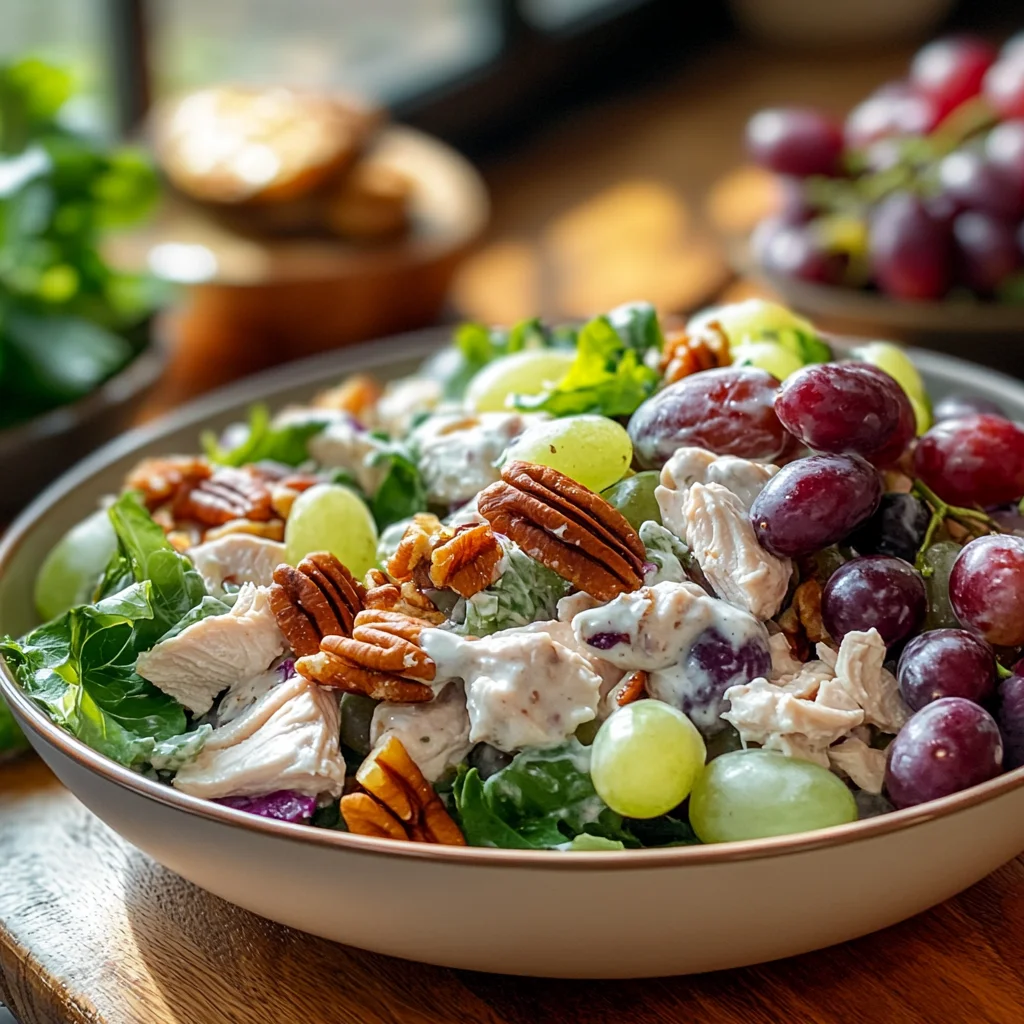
left=997, top=662, right=1012, bottom=681
left=912, top=479, right=999, bottom=570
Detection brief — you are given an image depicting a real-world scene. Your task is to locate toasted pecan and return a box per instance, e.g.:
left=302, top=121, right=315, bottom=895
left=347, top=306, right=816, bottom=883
left=793, top=579, right=828, bottom=645
left=269, top=552, right=365, bottom=656
left=478, top=460, right=646, bottom=601
left=313, top=374, right=382, bottom=422
left=348, top=736, right=465, bottom=845
left=172, top=467, right=275, bottom=527
left=296, top=650, right=434, bottom=702
left=429, top=523, right=502, bottom=598
left=660, top=321, right=730, bottom=385
left=386, top=513, right=448, bottom=584
left=204, top=518, right=285, bottom=542
left=364, top=570, right=445, bottom=624
left=616, top=670, right=648, bottom=707
left=340, top=792, right=408, bottom=840
left=126, top=456, right=211, bottom=510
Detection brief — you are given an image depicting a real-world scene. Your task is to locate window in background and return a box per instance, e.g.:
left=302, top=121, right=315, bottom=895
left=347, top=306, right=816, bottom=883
left=1, top=0, right=113, bottom=134
left=518, top=0, right=648, bottom=33
left=149, top=0, right=503, bottom=105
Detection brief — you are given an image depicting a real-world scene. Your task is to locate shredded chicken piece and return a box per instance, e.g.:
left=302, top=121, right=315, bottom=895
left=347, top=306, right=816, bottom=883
left=370, top=682, right=472, bottom=782
left=173, top=674, right=346, bottom=798
left=678, top=482, right=791, bottom=619
left=136, top=584, right=287, bottom=715
left=828, top=735, right=888, bottom=795
left=188, top=535, right=286, bottom=596
left=830, top=629, right=909, bottom=733
left=768, top=632, right=803, bottom=680
left=521, top=618, right=625, bottom=703
left=556, top=590, right=603, bottom=622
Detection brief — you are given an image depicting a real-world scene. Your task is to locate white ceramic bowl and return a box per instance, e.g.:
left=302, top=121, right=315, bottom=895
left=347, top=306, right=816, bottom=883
left=4, top=330, right=1024, bottom=979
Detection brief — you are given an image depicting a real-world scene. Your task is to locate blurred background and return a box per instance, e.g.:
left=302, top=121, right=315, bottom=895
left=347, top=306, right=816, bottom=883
left=1, top=0, right=1023, bottom=508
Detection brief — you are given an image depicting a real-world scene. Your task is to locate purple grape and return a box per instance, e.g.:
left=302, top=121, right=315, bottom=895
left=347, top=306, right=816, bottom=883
left=997, top=672, right=1024, bottom=769
left=909, top=36, right=995, bottom=118
left=869, top=192, right=952, bottom=300
left=885, top=697, right=1003, bottom=808
left=749, top=453, right=882, bottom=558
left=649, top=627, right=771, bottom=737
left=746, top=107, right=844, bottom=178
left=938, top=149, right=1023, bottom=221
left=847, top=492, right=931, bottom=564
left=216, top=791, right=318, bottom=823
left=985, top=119, right=1024, bottom=206
left=896, top=628, right=996, bottom=711
left=775, top=362, right=911, bottom=458
left=933, top=392, right=1006, bottom=422
left=586, top=632, right=631, bottom=651
left=753, top=220, right=845, bottom=284
left=844, top=83, right=941, bottom=149
left=821, top=555, right=926, bottom=647
left=952, top=211, right=1021, bottom=294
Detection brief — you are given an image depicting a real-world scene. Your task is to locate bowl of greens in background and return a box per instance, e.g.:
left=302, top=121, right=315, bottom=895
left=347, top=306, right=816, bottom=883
left=0, top=58, right=168, bottom=518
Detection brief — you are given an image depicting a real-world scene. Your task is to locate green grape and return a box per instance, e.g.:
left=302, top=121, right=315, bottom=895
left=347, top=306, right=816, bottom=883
left=691, top=299, right=816, bottom=352
left=285, top=483, right=378, bottom=577
left=730, top=342, right=804, bottom=381
left=688, top=749, right=857, bottom=843
left=921, top=540, right=962, bottom=630
left=465, top=349, right=576, bottom=412
left=591, top=701, right=707, bottom=819
left=340, top=693, right=378, bottom=755
left=909, top=393, right=932, bottom=436
left=504, top=415, right=632, bottom=493
left=34, top=509, right=118, bottom=620
left=601, top=471, right=661, bottom=529
left=852, top=341, right=931, bottom=434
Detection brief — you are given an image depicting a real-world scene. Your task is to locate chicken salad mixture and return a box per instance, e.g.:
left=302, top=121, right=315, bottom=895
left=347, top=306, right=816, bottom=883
left=6, top=298, right=1024, bottom=850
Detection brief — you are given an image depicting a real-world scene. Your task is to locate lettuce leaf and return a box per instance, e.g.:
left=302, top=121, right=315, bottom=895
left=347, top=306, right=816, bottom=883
left=512, top=312, right=660, bottom=418
left=365, top=438, right=428, bottom=530
left=203, top=405, right=331, bottom=468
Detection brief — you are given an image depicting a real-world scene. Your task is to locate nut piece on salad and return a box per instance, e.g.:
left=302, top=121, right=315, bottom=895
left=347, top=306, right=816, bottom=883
left=478, top=460, right=646, bottom=601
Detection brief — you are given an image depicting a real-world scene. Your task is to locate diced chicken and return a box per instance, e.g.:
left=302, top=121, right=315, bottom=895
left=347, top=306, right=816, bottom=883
left=828, top=735, right=888, bottom=795
left=188, top=535, right=286, bottom=596
left=306, top=418, right=390, bottom=494
left=216, top=662, right=290, bottom=726
left=370, top=682, right=473, bottom=782
left=375, top=376, right=443, bottom=436
left=722, top=677, right=865, bottom=767
left=137, top=584, right=287, bottom=715
left=768, top=632, right=803, bottom=680
left=556, top=590, right=603, bottom=623
left=829, top=629, right=910, bottom=734
left=173, top=674, right=346, bottom=798
left=656, top=447, right=778, bottom=539
left=775, top=659, right=836, bottom=699
left=419, top=627, right=602, bottom=752
left=520, top=618, right=625, bottom=699
left=412, top=412, right=546, bottom=507
left=678, top=482, right=791, bottom=619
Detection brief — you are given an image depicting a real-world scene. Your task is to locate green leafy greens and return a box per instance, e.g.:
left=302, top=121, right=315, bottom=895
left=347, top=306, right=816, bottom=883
left=365, top=437, right=429, bottom=530
left=202, top=405, right=332, bottom=468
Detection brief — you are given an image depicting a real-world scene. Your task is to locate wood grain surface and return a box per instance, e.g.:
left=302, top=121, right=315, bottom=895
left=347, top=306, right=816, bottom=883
left=3, top=754, right=1024, bottom=1024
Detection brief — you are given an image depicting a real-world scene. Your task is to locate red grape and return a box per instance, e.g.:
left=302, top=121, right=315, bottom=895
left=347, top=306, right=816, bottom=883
left=997, top=671, right=1024, bottom=769
left=821, top=555, right=926, bottom=646
left=745, top=108, right=844, bottom=178
left=848, top=493, right=931, bottom=563
left=949, top=534, right=1024, bottom=647
left=885, top=697, right=1003, bottom=808
left=869, top=192, right=952, bottom=300
left=937, top=150, right=1023, bottom=220
left=913, top=414, right=1024, bottom=507
left=984, top=53, right=1024, bottom=120
left=753, top=220, right=845, bottom=285
left=627, top=366, right=788, bottom=469
left=844, top=83, right=941, bottom=150
left=933, top=392, right=1006, bottom=422
left=749, top=453, right=882, bottom=558
left=775, top=363, right=909, bottom=457
left=952, top=211, right=1022, bottom=293
left=985, top=120, right=1024, bottom=205
left=909, top=36, right=996, bottom=118
left=863, top=383, right=917, bottom=468
left=896, top=628, right=996, bottom=711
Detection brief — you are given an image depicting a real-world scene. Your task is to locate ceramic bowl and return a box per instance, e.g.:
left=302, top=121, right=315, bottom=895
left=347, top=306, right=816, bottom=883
left=4, top=330, right=1024, bottom=979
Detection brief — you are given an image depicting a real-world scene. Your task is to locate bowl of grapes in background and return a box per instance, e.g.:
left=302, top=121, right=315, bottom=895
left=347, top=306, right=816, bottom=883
left=746, top=32, right=1024, bottom=375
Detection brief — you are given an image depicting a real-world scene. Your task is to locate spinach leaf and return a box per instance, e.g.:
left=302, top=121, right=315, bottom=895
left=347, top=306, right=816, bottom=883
left=564, top=834, right=625, bottom=851
left=202, top=405, right=331, bottom=468
left=512, top=313, right=660, bottom=418
left=608, top=301, right=664, bottom=357
left=366, top=439, right=428, bottom=530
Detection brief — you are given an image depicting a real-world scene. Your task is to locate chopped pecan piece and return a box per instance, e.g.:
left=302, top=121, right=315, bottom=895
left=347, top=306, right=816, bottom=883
left=339, top=792, right=408, bottom=840
left=429, top=523, right=502, bottom=598
left=661, top=321, right=730, bottom=385
left=794, top=579, right=828, bottom=645
left=386, top=513, right=448, bottom=586
left=616, top=670, right=648, bottom=707
left=364, top=572, right=445, bottom=625
left=313, top=374, right=382, bottom=423
left=321, top=610, right=435, bottom=681
left=173, top=467, right=275, bottom=527
left=126, top=456, right=211, bottom=510
left=344, top=736, right=465, bottom=845
left=269, top=552, right=365, bottom=657
left=478, top=460, right=646, bottom=601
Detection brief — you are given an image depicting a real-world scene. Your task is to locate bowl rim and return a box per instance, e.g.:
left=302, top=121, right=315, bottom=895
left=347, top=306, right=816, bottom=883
left=4, top=327, right=1024, bottom=871
left=0, top=315, right=169, bottom=457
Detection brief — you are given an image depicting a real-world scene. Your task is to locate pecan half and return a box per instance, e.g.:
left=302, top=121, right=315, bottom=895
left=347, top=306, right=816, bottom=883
left=478, top=461, right=646, bottom=601
left=269, top=552, right=365, bottom=657
left=364, top=572, right=445, bottom=625
left=296, top=652, right=434, bottom=702
left=661, top=321, right=730, bottom=385
left=126, top=456, right=211, bottom=510
left=793, top=579, right=828, bottom=645
left=429, top=523, right=502, bottom=598
left=342, top=736, right=465, bottom=845
left=338, top=792, right=408, bottom=840
left=616, top=670, right=648, bottom=707
left=173, top=467, right=275, bottom=527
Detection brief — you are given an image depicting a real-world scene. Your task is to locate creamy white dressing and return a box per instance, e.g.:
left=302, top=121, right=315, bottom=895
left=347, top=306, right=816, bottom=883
left=306, top=418, right=390, bottom=494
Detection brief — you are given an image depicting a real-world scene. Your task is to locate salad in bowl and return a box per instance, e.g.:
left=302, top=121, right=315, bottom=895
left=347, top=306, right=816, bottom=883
left=5, top=298, right=1024, bottom=854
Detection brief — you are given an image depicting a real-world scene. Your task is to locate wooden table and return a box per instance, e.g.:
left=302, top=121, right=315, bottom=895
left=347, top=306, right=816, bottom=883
left=6, top=37, right=1024, bottom=1024
left=4, top=755, right=1024, bottom=1024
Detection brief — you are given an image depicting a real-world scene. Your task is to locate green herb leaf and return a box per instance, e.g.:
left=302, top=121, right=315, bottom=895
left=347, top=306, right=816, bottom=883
left=366, top=441, right=428, bottom=530
left=607, top=301, right=664, bottom=357
left=203, top=406, right=332, bottom=468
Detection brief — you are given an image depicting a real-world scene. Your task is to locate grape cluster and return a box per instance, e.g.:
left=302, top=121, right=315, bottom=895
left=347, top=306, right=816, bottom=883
left=748, top=33, right=1024, bottom=303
